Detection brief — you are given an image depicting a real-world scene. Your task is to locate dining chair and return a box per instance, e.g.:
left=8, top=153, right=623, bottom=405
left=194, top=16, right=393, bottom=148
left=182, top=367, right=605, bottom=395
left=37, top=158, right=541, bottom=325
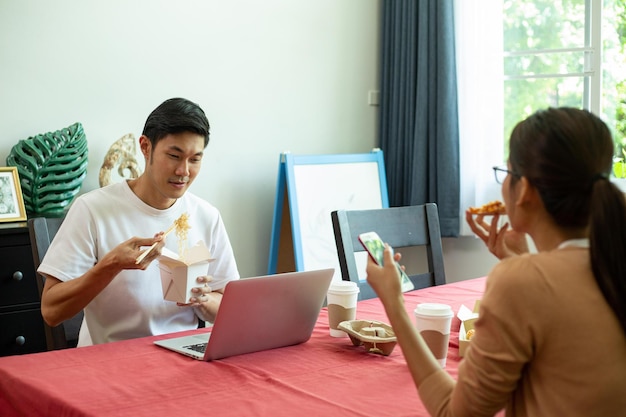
left=331, top=203, right=446, bottom=300
left=28, top=216, right=84, bottom=350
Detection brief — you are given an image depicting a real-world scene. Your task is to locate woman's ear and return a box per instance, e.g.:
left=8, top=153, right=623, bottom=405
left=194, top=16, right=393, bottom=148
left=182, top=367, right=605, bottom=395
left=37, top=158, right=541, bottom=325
left=516, top=176, right=540, bottom=208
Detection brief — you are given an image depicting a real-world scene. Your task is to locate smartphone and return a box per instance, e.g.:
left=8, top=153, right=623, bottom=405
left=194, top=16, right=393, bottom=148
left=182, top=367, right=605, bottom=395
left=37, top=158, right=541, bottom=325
left=358, top=231, right=415, bottom=293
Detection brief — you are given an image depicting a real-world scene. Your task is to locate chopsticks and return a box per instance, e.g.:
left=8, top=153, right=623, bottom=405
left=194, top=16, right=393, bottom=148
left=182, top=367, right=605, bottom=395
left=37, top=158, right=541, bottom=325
left=135, top=222, right=177, bottom=264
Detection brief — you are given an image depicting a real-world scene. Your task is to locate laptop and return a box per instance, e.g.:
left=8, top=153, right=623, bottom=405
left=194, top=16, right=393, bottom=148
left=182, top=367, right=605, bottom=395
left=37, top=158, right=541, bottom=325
left=154, top=268, right=334, bottom=361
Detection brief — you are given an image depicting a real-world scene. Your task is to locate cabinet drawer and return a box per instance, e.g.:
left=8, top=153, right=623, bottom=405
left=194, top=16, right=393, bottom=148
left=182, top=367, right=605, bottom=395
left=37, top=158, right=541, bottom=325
left=0, top=245, right=39, bottom=307
left=0, top=309, right=47, bottom=356
left=0, top=225, right=30, bottom=248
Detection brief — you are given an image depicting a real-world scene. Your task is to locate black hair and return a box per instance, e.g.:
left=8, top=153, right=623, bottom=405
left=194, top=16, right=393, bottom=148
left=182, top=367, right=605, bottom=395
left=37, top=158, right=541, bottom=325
left=509, top=107, right=626, bottom=334
left=142, top=98, right=210, bottom=148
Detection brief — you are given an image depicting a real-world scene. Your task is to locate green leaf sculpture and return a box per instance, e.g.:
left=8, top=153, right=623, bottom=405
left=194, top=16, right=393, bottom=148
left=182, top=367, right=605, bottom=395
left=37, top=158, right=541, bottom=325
left=6, top=122, right=88, bottom=217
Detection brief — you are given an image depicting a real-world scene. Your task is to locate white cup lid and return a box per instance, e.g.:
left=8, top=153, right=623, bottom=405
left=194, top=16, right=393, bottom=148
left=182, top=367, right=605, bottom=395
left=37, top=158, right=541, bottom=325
left=414, top=303, right=453, bottom=317
left=328, top=281, right=360, bottom=294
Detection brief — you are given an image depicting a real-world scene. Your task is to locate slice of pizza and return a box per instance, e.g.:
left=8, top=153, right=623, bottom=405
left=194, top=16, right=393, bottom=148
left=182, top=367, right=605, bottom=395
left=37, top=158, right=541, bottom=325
left=468, top=200, right=506, bottom=215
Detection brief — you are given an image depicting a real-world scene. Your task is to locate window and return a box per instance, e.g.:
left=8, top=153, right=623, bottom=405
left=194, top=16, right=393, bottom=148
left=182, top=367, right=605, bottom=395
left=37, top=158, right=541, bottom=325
left=455, top=0, right=625, bottom=235
left=603, top=0, right=626, bottom=177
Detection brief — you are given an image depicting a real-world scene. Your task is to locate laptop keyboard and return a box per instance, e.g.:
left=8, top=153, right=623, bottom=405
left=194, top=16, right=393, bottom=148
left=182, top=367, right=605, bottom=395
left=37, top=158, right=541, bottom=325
left=183, top=343, right=207, bottom=354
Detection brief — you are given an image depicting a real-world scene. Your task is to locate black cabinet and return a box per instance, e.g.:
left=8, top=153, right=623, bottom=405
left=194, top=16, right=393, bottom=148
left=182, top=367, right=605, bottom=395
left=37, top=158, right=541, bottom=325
left=0, top=223, right=47, bottom=356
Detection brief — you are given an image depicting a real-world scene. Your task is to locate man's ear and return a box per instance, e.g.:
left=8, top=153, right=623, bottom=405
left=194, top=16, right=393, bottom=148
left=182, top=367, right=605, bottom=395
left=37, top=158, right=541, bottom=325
left=138, top=135, right=151, bottom=159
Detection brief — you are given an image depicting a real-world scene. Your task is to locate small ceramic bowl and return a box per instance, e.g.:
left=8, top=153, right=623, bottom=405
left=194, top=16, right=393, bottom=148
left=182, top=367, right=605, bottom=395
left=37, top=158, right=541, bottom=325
left=337, top=319, right=397, bottom=356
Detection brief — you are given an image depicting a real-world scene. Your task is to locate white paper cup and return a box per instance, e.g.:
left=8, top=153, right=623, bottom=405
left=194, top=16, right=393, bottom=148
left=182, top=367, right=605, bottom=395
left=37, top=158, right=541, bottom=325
left=327, top=281, right=359, bottom=337
left=414, top=303, right=453, bottom=367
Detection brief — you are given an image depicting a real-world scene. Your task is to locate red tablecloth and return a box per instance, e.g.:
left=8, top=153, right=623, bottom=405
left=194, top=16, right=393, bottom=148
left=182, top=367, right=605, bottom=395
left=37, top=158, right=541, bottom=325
left=0, top=278, right=487, bottom=417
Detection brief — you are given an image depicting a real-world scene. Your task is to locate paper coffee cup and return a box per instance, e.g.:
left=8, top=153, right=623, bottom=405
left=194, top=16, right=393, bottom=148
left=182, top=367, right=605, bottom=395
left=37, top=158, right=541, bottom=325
left=414, top=303, right=453, bottom=367
left=326, top=281, right=359, bottom=337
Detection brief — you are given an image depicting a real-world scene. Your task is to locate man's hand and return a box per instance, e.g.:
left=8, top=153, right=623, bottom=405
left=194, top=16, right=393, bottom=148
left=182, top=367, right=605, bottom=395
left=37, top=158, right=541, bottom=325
left=177, top=276, right=223, bottom=323
left=125, top=233, right=167, bottom=269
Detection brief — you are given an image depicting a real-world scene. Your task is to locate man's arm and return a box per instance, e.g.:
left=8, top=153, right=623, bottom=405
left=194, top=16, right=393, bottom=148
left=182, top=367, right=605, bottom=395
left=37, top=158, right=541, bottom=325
left=41, top=235, right=164, bottom=326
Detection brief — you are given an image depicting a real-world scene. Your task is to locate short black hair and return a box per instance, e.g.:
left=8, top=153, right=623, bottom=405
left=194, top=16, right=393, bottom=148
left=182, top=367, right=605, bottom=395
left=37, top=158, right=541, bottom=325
left=142, top=98, right=210, bottom=148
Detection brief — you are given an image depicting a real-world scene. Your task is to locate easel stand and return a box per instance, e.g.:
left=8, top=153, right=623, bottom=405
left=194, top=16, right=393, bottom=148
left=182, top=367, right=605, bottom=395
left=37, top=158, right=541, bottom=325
left=267, top=150, right=389, bottom=278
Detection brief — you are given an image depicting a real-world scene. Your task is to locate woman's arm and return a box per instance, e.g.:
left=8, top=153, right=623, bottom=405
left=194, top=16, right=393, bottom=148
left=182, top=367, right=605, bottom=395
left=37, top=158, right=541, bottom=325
left=366, top=246, right=453, bottom=388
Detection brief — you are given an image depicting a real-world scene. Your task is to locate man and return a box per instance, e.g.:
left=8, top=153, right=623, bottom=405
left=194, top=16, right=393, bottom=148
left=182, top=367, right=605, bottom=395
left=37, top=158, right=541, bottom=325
left=39, top=98, right=240, bottom=346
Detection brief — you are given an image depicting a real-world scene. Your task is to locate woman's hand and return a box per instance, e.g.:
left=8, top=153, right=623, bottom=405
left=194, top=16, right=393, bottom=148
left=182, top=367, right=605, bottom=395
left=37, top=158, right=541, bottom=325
left=465, top=211, right=529, bottom=259
left=365, top=244, right=405, bottom=306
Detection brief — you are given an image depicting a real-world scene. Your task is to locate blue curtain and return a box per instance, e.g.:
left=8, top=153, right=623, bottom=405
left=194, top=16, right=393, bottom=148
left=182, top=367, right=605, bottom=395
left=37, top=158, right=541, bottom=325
left=378, top=0, right=460, bottom=237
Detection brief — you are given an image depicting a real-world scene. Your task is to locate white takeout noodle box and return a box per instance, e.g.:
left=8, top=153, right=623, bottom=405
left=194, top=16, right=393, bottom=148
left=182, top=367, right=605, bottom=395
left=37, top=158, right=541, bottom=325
left=457, top=302, right=480, bottom=357
left=158, top=240, right=214, bottom=303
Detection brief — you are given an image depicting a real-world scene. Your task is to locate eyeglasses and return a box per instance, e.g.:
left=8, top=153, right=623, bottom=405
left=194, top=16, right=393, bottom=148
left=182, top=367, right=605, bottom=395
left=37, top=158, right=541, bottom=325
left=492, top=165, right=520, bottom=184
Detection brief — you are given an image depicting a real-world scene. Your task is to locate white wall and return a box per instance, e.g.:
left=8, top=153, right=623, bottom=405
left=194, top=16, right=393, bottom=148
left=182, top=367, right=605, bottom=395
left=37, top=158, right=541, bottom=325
left=0, top=0, right=498, bottom=281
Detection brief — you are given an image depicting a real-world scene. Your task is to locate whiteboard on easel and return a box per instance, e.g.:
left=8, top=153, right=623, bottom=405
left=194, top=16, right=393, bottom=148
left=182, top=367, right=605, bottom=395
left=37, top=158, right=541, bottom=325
left=267, top=150, right=389, bottom=281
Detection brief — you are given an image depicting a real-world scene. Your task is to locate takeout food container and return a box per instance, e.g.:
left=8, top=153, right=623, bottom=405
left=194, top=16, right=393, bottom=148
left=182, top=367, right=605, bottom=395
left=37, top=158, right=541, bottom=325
left=337, top=319, right=397, bottom=356
left=457, top=301, right=480, bottom=357
left=158, top=241, right=214, bottom=303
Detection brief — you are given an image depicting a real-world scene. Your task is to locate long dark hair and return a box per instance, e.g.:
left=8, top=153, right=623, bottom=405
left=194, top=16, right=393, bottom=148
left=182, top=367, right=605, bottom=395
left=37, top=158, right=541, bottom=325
left=509, top=107, right=626, bottom=334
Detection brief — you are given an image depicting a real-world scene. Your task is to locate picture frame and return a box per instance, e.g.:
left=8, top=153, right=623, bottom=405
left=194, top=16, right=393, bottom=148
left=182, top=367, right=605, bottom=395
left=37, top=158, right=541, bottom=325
left=0, top=167, right=27, bottom=222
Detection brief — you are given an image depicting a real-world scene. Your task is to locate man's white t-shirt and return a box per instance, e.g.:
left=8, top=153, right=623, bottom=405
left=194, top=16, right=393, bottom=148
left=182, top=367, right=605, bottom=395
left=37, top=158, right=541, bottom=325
left=38, top=181, right=239, bottom=346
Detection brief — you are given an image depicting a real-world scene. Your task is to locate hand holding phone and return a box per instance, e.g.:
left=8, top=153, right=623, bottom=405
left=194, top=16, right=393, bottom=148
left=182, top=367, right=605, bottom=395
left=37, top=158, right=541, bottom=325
left=358, top=231, right=415, bottom=293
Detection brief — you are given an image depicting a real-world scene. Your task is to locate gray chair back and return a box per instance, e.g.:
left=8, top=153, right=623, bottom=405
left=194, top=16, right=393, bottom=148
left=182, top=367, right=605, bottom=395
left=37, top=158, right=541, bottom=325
left=331, top=203, right=446, bottom=300
left=28, top=217, right=84, bottom=349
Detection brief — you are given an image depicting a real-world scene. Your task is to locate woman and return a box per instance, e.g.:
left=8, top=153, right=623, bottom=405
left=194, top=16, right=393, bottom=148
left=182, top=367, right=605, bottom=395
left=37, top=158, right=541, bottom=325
left=366, top=107, right=626, bottom=416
